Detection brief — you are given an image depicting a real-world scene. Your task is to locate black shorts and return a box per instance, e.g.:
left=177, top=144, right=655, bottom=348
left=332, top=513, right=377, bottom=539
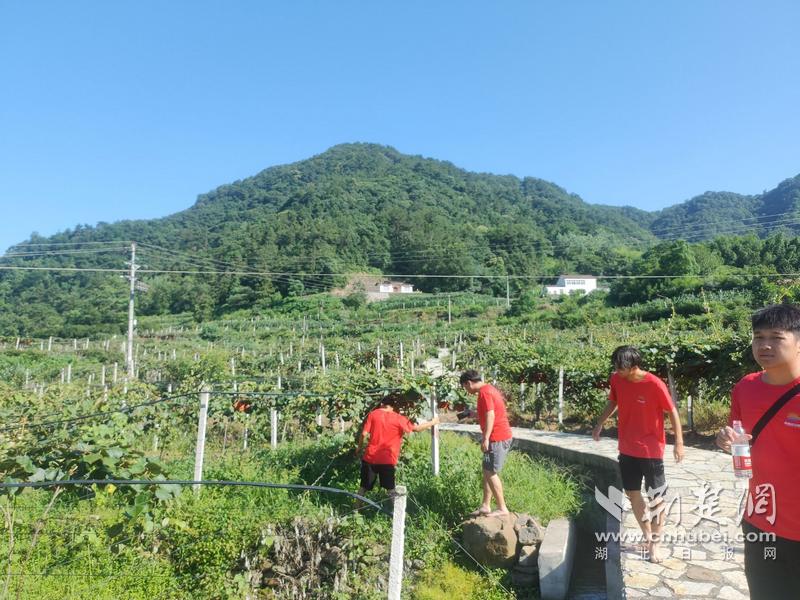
left=743, top=520, right=800, bottom=600
left=360, top=461, right=396, bottom=492
left=618, top=453, right=666, bottom=496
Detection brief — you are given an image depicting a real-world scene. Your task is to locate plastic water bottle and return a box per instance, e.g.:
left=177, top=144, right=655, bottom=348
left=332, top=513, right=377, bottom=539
left=731, top=420, right=753, bottom=480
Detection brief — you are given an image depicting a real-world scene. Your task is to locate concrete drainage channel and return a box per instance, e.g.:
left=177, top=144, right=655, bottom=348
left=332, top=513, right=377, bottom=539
left=540, top=518, right=609, bottom=600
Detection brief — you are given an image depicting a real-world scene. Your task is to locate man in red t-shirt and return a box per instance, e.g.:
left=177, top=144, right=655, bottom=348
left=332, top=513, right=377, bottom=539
left=717, top=304, right=800, bottom=600
left=592, top=346, right=684, bottom=563
left=460, top=370, right=513, bottom=517
left=355, top=395, right=439, bottom=509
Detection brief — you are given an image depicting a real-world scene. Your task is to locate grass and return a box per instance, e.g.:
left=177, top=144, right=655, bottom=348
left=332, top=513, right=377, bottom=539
left=1, top=431, right=582, bottom=599
left=412, top=559, right=512, bottom=600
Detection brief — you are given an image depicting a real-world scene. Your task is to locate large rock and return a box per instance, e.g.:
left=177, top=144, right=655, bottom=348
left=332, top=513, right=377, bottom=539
left=518, top=544, right=540, bottom=568
left=511, top=567, right=538, bottom=586
left=462, top=513, right=520, bottom=568
left=320, top=544, right=345, bottom=567
left=518, top=523, right=546, bottom=546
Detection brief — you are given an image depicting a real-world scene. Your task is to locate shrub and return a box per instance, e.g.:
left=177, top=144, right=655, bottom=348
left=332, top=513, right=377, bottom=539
left=691, top=400, right=730, bottom=433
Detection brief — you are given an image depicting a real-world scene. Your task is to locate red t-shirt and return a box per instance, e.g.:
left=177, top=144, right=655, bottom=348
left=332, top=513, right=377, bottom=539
left=730, top=372, right=800, bottom=541
left=609, top=372, right=675, bottom=459
left=477, top=384, right=513, bottom=442
left=362, top=409, right=415, bottom=466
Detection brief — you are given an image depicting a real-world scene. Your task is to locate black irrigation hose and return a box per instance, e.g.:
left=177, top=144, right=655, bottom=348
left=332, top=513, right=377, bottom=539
left=0, top=479, right=392, bottom=516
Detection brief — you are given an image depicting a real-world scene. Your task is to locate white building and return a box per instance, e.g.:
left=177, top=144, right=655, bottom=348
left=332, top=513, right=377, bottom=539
left=377, top=281, right=415, bottom=294
left=544, top=275, right=598, bottom=296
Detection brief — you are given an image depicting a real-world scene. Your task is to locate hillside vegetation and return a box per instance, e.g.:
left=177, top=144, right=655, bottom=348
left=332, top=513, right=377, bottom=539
left=1, top=143, right=799, bottom=336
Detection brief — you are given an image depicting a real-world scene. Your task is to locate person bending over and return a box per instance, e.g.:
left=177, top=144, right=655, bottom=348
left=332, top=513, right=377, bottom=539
left=355, top=395, right=438, bottom=509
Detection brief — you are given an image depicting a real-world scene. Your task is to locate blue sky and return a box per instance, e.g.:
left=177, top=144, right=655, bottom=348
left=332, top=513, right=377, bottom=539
left=1, top=1, right=799, bottom=252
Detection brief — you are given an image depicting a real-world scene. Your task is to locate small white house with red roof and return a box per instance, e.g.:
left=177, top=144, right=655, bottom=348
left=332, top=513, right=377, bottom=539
left=544, top=275, right=598, bottom=296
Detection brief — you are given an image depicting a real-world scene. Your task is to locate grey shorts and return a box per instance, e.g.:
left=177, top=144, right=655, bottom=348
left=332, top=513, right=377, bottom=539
left=482, top=438, right=513, bottom=473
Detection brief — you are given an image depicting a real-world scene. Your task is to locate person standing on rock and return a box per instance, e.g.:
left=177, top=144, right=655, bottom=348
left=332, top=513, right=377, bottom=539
left=592, top=345, right=684, bottom=564
left=460, top=369, right=514, bottom=518
left=354, top=394, right=439, bottom=510
left=716, top=304, right=800, bottom=600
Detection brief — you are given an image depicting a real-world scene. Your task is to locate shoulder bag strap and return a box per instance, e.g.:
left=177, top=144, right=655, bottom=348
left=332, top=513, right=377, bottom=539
left=750, top=382, right=800, bottom=445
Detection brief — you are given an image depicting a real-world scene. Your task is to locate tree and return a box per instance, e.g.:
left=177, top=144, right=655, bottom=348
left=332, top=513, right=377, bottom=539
left=342, top=282, right=368, bottom=310
left=287, top=279, right=305, bottom=298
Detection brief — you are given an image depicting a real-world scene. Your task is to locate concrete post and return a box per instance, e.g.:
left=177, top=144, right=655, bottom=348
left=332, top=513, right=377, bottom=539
left=431, top=388, right=439, bottom=476
left=666, top=361, right=680, bottom=407
left=194, top=386, right=209, bottom=496
left=558, top=366, right=564, bottom=426
left=271, top=376, right=280, bottom=449
left=387, top=485, right=407, bottom=600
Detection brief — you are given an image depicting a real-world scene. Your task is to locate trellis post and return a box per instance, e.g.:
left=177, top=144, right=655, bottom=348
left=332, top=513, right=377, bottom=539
left=387, top=486, right=407, bottom=600
left=194, top=386, right=210, bottom=496
left=271, top=375, right=280, bottom=449
left=431, top=386, right=440, bottom=476
left=558, top=366, right=564, bottom=425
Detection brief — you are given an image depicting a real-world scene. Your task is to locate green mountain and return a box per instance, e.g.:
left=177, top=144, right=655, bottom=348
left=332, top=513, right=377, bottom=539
left=0, top=143, right=797, bottom=336
left=0, top=143, right=659, bottom=335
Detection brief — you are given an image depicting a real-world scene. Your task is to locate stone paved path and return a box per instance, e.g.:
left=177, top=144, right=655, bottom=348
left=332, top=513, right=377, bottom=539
left=439, top=423, right=752, bottom=599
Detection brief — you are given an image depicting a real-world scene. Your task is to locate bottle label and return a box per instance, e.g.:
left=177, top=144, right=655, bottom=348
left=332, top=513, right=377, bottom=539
left=732, top=446, right=752, bottom=470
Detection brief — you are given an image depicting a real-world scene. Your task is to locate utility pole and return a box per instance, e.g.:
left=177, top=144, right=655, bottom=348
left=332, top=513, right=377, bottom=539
left=506, top=276, right=510, bottom=307
left=124, top=243, right=140, bottom=378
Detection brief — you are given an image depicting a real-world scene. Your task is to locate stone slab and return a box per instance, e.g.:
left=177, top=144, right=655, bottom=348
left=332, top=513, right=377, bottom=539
left=538, top=518, right=577, bottom=600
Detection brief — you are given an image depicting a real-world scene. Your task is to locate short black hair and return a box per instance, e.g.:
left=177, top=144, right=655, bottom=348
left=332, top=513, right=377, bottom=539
left=751, top=304, right=800, bottom=335
left=378, top=394, right=397, bottom=407
left=610, top=346, right=642, bottom=370
left=459, top=369, right=482, bottom=385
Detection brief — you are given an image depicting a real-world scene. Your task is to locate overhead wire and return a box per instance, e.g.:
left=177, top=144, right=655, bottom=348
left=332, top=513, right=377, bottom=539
left=6, top=209, right=800, bottom=276
left=0, top=247, right=127, bottom=259
left=5, top=209, right=800, bottom=279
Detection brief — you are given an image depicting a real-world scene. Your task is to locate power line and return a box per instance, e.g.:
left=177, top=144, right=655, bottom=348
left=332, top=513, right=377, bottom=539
left=2, top=264, right=799, bottom=280
left=8, top=240, right=133, bottom=247
left=0, top=247, right=127, bottom=259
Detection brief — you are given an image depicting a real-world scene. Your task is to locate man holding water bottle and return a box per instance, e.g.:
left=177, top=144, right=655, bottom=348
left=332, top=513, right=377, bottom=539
left=717, top=304, right=800, bottom=600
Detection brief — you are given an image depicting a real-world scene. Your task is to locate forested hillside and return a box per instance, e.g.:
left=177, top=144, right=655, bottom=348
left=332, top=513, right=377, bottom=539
left=1, top=143, right=799, bottom=336
left=651, top=174, right=800, bottom=239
